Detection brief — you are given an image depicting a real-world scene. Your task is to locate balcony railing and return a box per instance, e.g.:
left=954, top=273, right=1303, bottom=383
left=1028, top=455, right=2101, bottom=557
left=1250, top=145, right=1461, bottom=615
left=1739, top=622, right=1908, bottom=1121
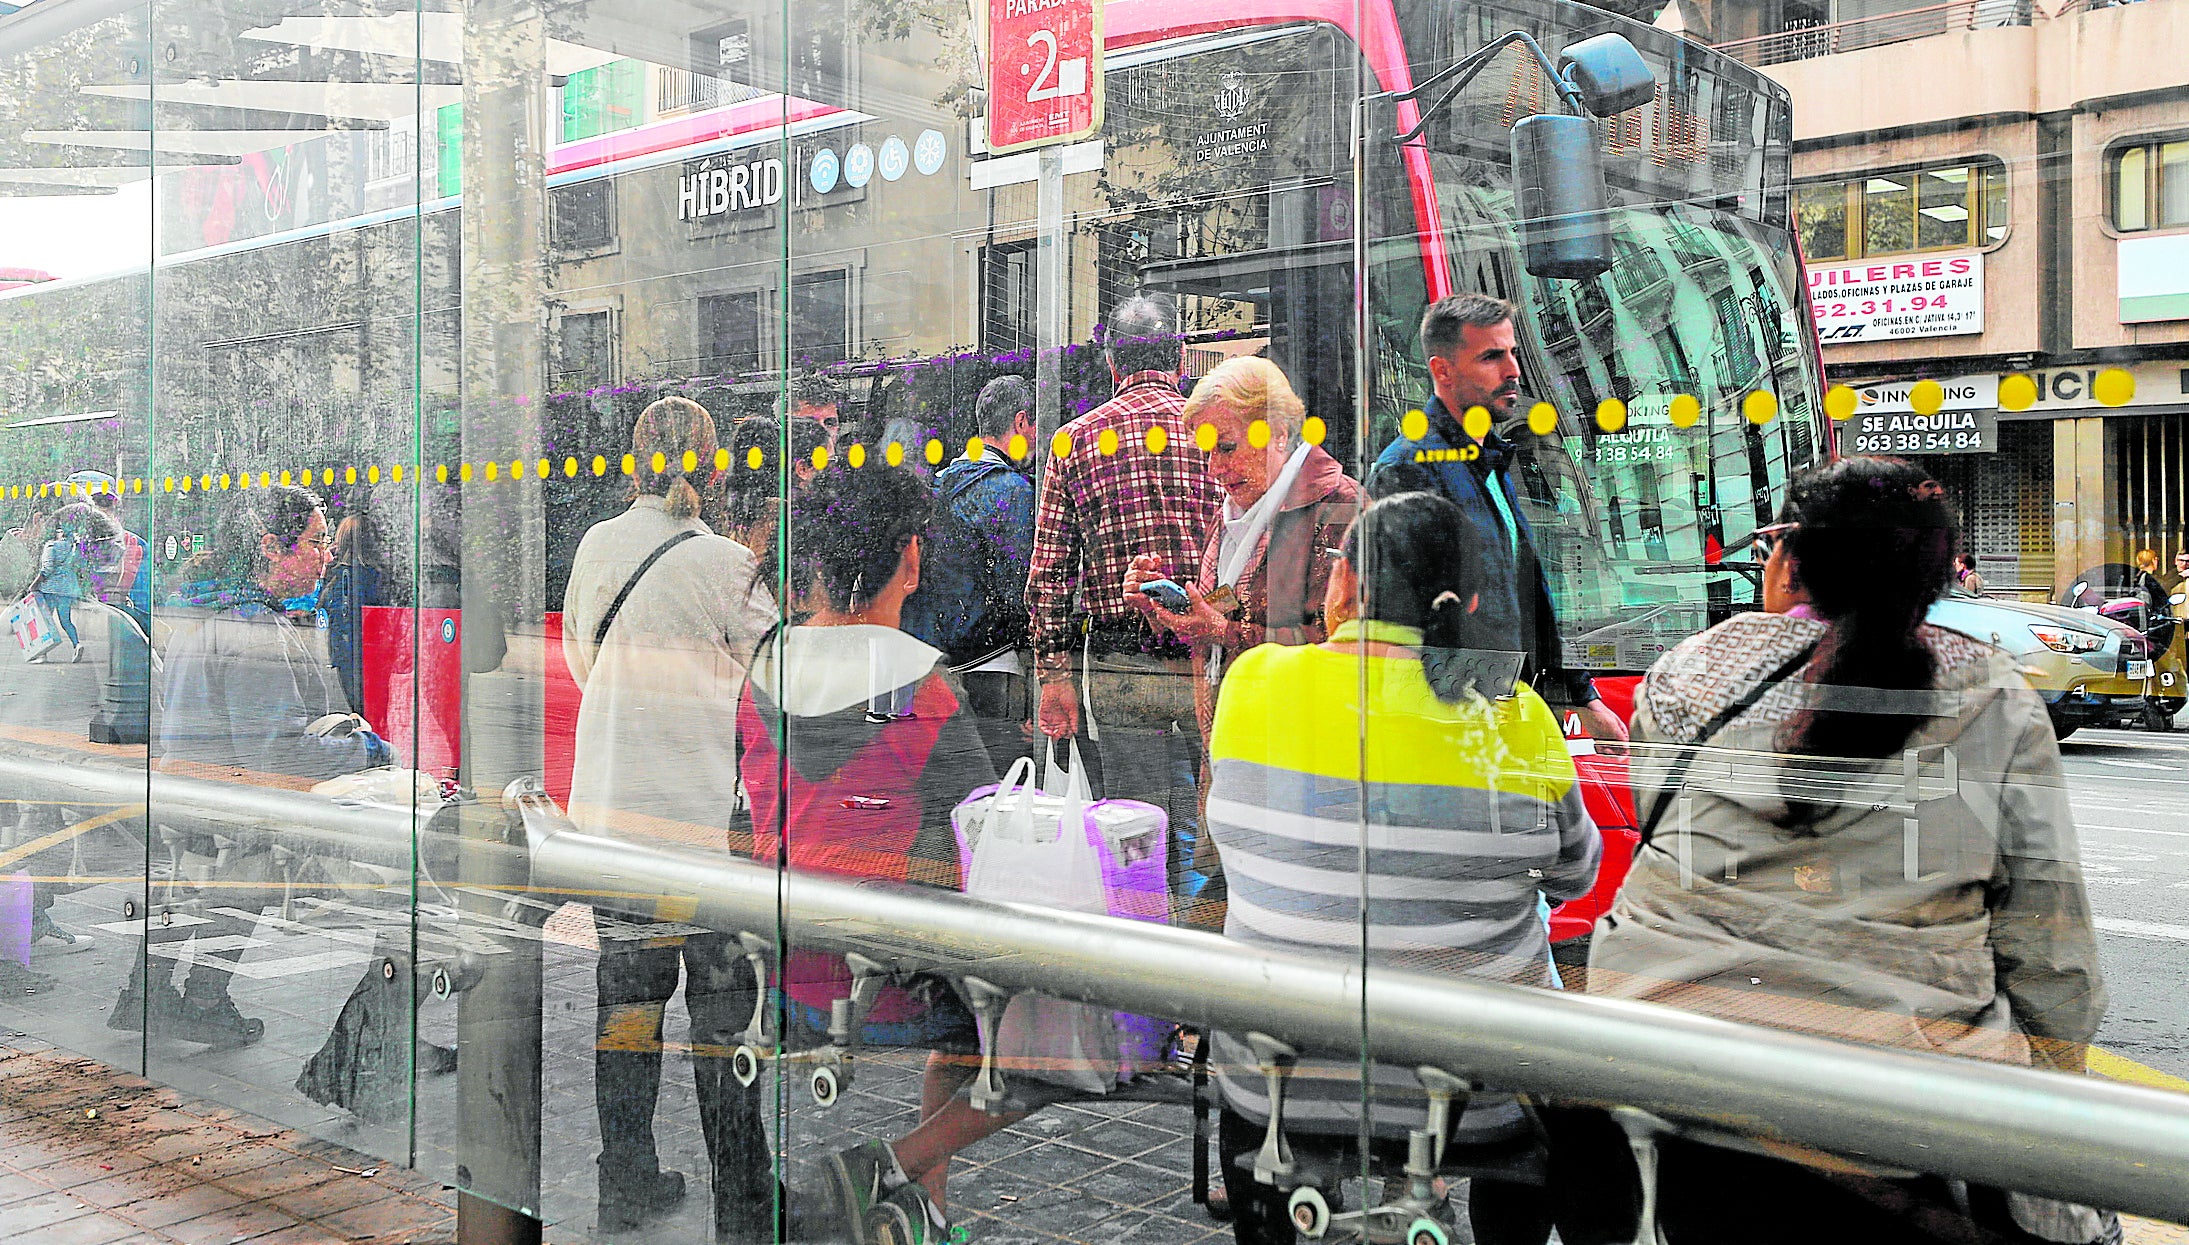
left=1715, top=0, right=2035, bottom=67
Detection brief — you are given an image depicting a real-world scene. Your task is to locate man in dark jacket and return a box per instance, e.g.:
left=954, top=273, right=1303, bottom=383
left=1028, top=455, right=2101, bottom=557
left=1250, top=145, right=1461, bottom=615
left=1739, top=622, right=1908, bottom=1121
left=901, top=375, right=1038, bottom=756
left=1372, top=293, right=1627, bottom=741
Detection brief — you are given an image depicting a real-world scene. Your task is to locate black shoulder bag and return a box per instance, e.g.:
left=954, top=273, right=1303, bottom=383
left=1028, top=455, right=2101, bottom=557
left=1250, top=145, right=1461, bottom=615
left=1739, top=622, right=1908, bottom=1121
left=591, top=529, right=701, bottom=651
left=1637, top=642, right=1818, bottom=846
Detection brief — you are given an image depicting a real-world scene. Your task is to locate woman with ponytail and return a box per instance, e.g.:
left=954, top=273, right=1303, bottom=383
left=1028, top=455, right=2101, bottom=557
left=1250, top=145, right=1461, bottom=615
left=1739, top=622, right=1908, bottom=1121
left=1203, top=491, right=1599, bottom=1245
left=559, top=394, right=779, bottom=1237
left=1586, top=457, right=2113, bottom=1245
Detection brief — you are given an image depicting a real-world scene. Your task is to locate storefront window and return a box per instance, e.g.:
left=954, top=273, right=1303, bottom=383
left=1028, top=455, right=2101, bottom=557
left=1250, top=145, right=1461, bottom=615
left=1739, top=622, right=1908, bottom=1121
left=2112, top=137, right=2189, bottom=232
left=1795, top=160, right=2006, bottom=259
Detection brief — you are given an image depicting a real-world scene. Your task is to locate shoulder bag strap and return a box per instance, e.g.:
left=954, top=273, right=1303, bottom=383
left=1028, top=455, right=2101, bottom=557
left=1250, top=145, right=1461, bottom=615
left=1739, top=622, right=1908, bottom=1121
left=591, top=529, right=701, bottom=652
left=1638, top=641, right=1819, bottom=846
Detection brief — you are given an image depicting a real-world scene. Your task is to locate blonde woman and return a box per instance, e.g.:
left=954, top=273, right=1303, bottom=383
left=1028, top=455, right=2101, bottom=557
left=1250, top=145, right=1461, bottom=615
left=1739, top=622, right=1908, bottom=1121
left=1124, top=355, right=1363, bottom=745
left=560, top=394, right=779, bottom=1237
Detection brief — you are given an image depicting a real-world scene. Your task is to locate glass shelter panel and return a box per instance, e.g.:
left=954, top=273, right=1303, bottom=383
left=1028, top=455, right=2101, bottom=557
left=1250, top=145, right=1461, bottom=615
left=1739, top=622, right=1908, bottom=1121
left=0, top=0, right=2186, bottom=1242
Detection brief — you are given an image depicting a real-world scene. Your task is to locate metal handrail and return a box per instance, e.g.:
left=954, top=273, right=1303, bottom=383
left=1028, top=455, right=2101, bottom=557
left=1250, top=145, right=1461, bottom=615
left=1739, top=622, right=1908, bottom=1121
left=7, top=750, right=2189, bottom=1223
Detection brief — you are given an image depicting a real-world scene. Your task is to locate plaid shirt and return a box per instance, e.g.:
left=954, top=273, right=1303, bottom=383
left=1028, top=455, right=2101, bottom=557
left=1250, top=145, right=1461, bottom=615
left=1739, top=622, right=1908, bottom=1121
left=1028, top=372, right=1225, bottom=680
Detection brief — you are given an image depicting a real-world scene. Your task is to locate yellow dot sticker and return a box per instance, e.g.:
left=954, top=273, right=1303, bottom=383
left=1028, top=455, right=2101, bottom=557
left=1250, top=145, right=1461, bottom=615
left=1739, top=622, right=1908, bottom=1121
left=1303, top=416, right=1327, bottom=446
left=257, top=472, right=270, bottom=488
left=925, top=439, right=945, bottom=465
left=1463, top=406, right=1493, bottom=441
left=746, top=446, right=765, bottom=470
left=538, top=457, right=551, bottom=479
left=1007, top=433, right=1029, bottom=461
left=279, top=470, right=292, bottom=487
left=436, top=464, right=449, bottom=483
left=344, top=467, right=357, bottom=485
left=1527, top=402, right=1558, bottom=437
left=847, top=443, right=867, bottom=469
left=566, top=456, right=581, bottom=477
left=621, top=454, right=636, bottom=477
left=967, top=436, right=986, bottom=462
left=391, top=465, right=405, bottom=483
left=712, top=449, right=728, bottom=471
left=369, top=465, right=382, bottom=484
left=650, top=452, right=667, bottom=474
left=1908, top=380, right=1945, bottom=417
left=1999, top=373, right=2038, bottom=412
left=219, top=474, right=231, bottom=490
left=508, top=460, right=524, bottom=480
left=484, top=461, right=500, bottom=481
left=592, top=455, right=607, bottom=477
left=886, top=441, right=906, bottom=466
left=1594, top=400, right=1627, bottom=434
left=1051, top=431, right=1073, bottom=459
left=1247, top=420, right=1271, bottom=449
left=461, top=463, right=476, bottom=483
left=2094, top=368, right=2135, bottom=407
left=1097, top=428, right=1119, bottom=457
left=1194, top=422, right=1218, bottom=452
left=1401, top=409, right=1428, bottom=441
left=1823, top=385, right=1858, bottom=422
left=811, top=445, right=830, bottom=472
left=163, top=478, right=175, bottom=493
left=1146, top=425, right=1168, bottom=454
left=681, top=450, right=697, bottom=473
left=1743, top=390, right=1779, bottom=425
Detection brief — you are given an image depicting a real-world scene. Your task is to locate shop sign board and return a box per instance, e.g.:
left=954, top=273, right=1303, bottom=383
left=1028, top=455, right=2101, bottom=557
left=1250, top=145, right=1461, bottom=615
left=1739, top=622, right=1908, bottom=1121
left=1845, top=406, right=1998, bottom=455
left=1807, top=250, right=1983, bottom=343
left=678, top=153, right=785, bottom=225
left=984, top=0, right=1102, bottom=153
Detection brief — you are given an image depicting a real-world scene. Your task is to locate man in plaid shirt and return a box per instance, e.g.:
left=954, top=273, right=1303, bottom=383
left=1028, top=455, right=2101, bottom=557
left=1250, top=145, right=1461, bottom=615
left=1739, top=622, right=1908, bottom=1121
left=1028, top=293, right=1225, bottom=917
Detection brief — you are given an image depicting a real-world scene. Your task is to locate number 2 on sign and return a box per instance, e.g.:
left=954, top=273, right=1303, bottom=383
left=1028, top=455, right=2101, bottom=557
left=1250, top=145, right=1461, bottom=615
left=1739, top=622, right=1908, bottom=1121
left=1025, top=30, right=1086, bottom=102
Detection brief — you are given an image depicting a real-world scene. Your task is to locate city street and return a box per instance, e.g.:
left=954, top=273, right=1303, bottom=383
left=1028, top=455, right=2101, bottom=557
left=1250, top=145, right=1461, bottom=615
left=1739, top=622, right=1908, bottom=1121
left=2058, top=728, right=2189, bottom=1086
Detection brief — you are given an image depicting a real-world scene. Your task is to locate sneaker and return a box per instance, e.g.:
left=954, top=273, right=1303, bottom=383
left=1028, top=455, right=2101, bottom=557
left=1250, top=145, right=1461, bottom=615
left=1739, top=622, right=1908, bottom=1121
left=826, top=1140, right=909, bottom=1242
left=107, top=982, right=181, bottom=1031
left=599, top=1168, right=687, bottom=1232
left=167, top=992, right=266, bottom=1047
left=865, top=1183, right=955, bottom=1245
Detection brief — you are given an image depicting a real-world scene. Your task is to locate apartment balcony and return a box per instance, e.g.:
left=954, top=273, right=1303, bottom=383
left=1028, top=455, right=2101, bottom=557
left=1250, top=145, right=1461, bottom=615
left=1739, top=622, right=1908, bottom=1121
left=1714, top=0, right=2138, bottom=67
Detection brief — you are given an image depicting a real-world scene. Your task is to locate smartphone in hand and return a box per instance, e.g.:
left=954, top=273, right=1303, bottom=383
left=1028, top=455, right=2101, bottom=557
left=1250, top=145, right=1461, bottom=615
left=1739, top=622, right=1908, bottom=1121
left=1139, top=578, right=1192, bottom=613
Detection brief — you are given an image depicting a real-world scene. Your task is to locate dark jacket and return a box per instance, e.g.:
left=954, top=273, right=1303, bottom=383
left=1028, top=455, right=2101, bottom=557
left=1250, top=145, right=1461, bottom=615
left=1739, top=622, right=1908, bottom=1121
left=901, top=454, right=1035, bottom=668
left=1371, top=396, right=1594, bottom=704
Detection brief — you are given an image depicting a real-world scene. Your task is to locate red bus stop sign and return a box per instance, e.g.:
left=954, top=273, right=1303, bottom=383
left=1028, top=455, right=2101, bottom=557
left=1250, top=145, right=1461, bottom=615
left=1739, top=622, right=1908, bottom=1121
left=985, top=0, right=1103, bottom=154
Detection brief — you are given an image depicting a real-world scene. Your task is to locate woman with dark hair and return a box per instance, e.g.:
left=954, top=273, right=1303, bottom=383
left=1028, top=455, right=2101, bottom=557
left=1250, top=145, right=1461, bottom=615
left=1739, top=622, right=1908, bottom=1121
left=133, top=485, right=389, bottom=1047
left=1203, top=490, right=1599, bottom=1245
left=741, top=464, right=1034, bottom=1243
left=1587, top=457, right=2112, bottom=1245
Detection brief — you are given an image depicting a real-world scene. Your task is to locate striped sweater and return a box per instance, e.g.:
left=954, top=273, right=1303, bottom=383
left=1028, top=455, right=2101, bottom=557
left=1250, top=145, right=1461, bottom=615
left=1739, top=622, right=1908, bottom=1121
left=1205, top=623, right=1599, bottom=1137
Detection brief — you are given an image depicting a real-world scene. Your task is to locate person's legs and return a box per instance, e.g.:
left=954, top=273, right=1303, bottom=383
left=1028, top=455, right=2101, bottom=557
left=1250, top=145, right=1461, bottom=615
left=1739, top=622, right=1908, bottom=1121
left=683, top=933, right=775, bottom=1242
left=1217, top=1100, right=1304, bottom=1245
left=39, top=592, right=78, bottom=647
left=893, top=1050, right=1029, bottom=1208
left=961, top=670, right=1032, bottom=768
left=593, top=926, right=686, bottom=1225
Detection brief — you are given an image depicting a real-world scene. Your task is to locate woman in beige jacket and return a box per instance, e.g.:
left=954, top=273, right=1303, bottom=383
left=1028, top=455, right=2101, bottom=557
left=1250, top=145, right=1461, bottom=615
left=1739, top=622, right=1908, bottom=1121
left=1587, top=457, right=2112, bottom=1245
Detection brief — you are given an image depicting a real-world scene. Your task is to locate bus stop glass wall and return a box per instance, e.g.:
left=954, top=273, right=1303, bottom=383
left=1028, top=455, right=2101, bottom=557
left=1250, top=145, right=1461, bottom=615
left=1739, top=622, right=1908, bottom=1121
left=0, top=3, right=155, bottom=1081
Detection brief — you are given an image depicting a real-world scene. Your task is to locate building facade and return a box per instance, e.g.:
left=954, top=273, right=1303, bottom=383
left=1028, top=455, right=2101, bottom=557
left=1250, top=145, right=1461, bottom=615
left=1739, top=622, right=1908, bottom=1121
left=1701, top=0, right=2189, bottom=594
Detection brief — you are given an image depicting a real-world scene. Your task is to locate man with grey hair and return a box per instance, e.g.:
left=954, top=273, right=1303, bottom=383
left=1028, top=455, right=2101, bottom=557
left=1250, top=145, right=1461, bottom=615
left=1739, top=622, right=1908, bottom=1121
left=1027, top=292, right=1226, bottom=919
left=1372, top=292, right=1625, bottom=740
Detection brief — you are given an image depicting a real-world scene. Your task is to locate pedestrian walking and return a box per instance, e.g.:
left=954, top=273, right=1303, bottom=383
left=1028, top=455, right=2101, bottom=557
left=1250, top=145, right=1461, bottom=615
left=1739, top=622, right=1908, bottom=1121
left=1372, top=293, right=1625, bottom=741
left=1027, top=292, right=1225, bottom=916
left=560, top=395, right=778, bottom=1238
left=901, top=374, right=1039, bottom=759
left=1585, top=456, right=2114, bottom=1245
left=31, top=502, right=119, bottom=663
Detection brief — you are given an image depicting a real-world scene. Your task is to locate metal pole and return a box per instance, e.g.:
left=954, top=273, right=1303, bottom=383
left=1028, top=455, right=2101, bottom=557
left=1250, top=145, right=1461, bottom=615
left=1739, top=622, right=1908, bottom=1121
left=8, top=750, right=2189, bottom=1225
left=1033, top=144, right=1067, bottom=484
left=455, top=0, right=547, bottom=1239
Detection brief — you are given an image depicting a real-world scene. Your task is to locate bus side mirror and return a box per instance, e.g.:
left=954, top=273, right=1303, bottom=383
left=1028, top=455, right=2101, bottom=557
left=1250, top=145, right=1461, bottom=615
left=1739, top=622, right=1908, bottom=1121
left=1513, top=113, right=1614, bottom=280
left=1558, top=34, right=1657, bottom=117
left=1512, top=35, right=1654, bottom=281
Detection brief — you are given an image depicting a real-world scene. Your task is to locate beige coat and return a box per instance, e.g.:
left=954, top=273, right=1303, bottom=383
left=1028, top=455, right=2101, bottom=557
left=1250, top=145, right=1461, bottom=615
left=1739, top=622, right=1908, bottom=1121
left=561, top=496, right=776, bottom=844
left=1589, top=611, right=2106, bottom=1075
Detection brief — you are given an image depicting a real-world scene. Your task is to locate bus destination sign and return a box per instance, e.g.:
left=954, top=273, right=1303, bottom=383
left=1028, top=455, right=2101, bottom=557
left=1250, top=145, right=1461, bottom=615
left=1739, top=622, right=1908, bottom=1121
left=985, top=0, right=1102, bottom=153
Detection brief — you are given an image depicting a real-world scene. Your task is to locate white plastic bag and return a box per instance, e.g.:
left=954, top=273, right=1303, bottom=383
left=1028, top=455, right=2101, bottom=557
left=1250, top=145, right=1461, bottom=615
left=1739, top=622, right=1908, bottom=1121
left=963, top=751, right=1122, bottom=1093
